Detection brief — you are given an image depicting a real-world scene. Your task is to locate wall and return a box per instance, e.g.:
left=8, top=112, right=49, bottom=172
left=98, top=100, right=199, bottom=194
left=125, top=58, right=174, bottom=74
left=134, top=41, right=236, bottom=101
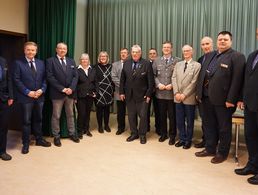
left=0, top=0, right=28, bottom=34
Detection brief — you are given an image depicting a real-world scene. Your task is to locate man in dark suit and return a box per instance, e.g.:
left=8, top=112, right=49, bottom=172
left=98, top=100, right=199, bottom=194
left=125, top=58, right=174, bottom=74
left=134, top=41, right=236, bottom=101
left=13, top=42, right=51, bottom=154
left=235, top=28, right=258, bottom=185
left=0, top=56, right=13, bottom=160
left=120, top=44, right=154, bottom=144
left=194, top=36, right=213, bottom=149
left=195, top=31, right=245, bottom=164
left=46, top=42, right=79, bottom=147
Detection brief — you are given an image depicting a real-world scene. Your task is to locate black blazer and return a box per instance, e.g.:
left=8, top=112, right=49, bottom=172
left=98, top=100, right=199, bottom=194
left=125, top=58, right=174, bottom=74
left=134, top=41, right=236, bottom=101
left=243, top=50, right=258, bottom=112
left=196, top=49, right=245, bottom=106
left=0, top=57, right=13, bottom=102
left=76, top=66, right=96, bottom=98
left=46, top=56, right=78, bottom=99
left=119, top=58, right=154, bottom=102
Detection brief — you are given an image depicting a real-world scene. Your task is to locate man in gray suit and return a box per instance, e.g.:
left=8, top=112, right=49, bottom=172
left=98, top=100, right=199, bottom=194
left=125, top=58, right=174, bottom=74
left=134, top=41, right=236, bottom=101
left=152, top=41, right=181, bottom=145
left=112, top=48, right=129, bottom=135
left=172, top=45, right=201, bottom=149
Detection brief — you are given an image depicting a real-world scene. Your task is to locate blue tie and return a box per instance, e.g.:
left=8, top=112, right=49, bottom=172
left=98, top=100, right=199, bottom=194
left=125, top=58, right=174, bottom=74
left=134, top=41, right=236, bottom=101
left=0, top=65, right=3, bottom=81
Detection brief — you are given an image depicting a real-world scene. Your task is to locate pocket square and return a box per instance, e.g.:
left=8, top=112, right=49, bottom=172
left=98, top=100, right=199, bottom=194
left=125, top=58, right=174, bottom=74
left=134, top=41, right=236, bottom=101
left=220, top=63, right=228, bottom=68
left=141, top=72, right=146, bottom=75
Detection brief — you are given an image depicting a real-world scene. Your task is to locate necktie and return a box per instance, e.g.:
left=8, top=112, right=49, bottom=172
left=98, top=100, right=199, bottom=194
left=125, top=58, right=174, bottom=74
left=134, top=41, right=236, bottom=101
left=30, top=61, right=36, bottom=75
left=184, top=62, right=188, bottom=72
left=61, top=58, right=66, bottom=71
left=252, top=54, right=258, bottom=70
left=0, top=65, right=2, bottom=81
left=165, top=59, right=168, bottom=65
left=132, top=62, right=137, bottom=74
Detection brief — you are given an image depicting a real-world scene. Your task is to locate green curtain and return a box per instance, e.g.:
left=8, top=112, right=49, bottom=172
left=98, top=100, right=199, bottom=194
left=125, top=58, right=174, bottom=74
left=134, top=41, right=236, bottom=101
left=29, top=0, right=77, bottom=137
left=85, top=0, right=258, bottom=64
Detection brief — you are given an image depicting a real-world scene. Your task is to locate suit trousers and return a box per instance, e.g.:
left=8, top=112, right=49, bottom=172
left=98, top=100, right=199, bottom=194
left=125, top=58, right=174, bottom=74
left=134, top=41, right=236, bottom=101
left=51, top=97, right=75, bottom=138
left=157, top=98, right=177, bottom=138
left=21, top=101, right=44, bottom=146
left=96, top=104, right=110, bottom=128
left=0, top=102, right=10, bottom=154
left=175, top=103, right=195, bottom=143
left=126, top=99, right=149, bottom=136
left=116, top=100, right=126, bottom=131
left=201, top=97, right=235, bottom=157
left=244, top=106, right=258, bottom=172
left=76, top=96, right=93, bottom=135
left=152, top=95, right=161, bottom=134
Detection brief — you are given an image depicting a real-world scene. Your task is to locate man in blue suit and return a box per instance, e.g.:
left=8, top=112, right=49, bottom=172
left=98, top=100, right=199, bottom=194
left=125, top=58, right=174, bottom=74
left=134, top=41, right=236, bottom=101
left=13, top=42, right=51, bottom=154
left=46, top=42, right=79, bottom=147
left=0, top=56, right=13, bottom=160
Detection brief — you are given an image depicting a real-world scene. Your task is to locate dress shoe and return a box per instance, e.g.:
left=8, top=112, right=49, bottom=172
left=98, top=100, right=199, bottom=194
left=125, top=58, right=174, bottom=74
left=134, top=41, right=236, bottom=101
left=36, top=139, right=51, bottom=147
left=168, top=138, right=175, bottom=145
left=86, top=131, right=93, bottom=137
left=235, top=166, right=257, bottom=176
left=0, top=153, right=12, bottom=161
left=116, top=129, right=125, bottom=135
left=175, top=141, right=185, bottom=147
left=140, top=136, right=147, bottom=144
left=183, top=142, right=191, bottom=149
left=194, top=140, right=205, bottom=148
left=54, top=137, right=62, bottom=147
left=104, top=126, right=111, bottom=132
left=195, top=149, right=215, bottom=157
left=70, top=135, right=80, bottom=143
left=247, top=174, right=258, bottom=185
left=159, top=135, right=168, bottom=142
left=78, top=133, right=83, bottom=139
left=98, top=127, right=104, bottom=133
left=126, top=135, right=139, bottom=142
left=21, top=145, right=29, bottom=154
left=211, top=154, right=227, bottom=164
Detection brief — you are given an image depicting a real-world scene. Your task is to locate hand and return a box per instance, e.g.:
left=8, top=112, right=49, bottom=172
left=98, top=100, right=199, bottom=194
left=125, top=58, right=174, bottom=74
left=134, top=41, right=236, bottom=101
left=144, top=96, right=150, bottom=103
left=165, top=84, right=172, bottom=90
left=35, top=89, right=43, bottom=98
left=237, top=101, right=244, bottom=110
left=158, top=84, right=166, bottom=90
left=175, top=93, right=181, bottom=102
left=8, top=99, right=13, bottom=106
left=180, top=94, right=186, bottom=101
left=74, top=99, right=77, bottom=104
left=120, top=94, right=125, bottom=101
left=62, top=88, right=68, bottom=93
left=66, top=88, right=73, bottom=95
left=92, top=92, right=96, bottom=98
left=225, top=101, right=235, bottom=108
left=28, top=91, right=36, bottom=98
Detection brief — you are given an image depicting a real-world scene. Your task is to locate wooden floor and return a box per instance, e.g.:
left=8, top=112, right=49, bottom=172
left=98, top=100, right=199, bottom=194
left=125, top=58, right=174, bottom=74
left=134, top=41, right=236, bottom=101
left=0, top=114, right=256, bottom=195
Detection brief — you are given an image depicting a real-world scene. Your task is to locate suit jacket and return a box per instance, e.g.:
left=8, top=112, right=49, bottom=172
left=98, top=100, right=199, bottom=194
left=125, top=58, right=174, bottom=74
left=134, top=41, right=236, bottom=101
left=13, top=56, right=46, bottom=103
left=152, top=56, right=181, bottom=100
left=119, top=58, right=154, bottom=102
left=112, top=60, right=123, bottom=100
left=243, top=50, right=258, bottom=112
left=46, top=56, right=78, bottom=99
left=172, top=59, right=201, bottom=105
left=196, top=49, right=245, bottom=106
left=0, top=57, right=13, bottom=102
left=76, top=65, right=96, bottom=99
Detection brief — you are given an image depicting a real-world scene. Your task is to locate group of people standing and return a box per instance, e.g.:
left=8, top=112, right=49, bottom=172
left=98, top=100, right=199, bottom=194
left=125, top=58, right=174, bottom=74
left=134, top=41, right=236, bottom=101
left=0, top=29, right=258, bottom=185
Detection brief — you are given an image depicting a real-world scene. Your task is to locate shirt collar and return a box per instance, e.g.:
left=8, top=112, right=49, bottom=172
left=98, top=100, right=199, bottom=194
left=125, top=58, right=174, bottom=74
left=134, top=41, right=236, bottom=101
left=184, top=58, right=192, bottom=64
left=57, top=55, right=66, bottom=60
left=78, top=64, right=91, bottom=70
left=25, top=57, right=35, bottom=63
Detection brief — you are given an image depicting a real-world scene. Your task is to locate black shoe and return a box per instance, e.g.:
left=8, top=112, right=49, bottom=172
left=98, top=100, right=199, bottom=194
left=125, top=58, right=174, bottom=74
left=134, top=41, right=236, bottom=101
left=194, top=140, right=205, bottom=148
left=195, top=149, right=215, bottom=157
left=78, top=133, right=83, bottom=139
left=21, top=145, right=29, bottom=154
left=175, top=141, right=185, bottom=147
left=70, top=135, right=80, bottom=143
left=98, top=127, right=104, bottom=133
left=36, top=139, right=51, bottom=147
left=211, top=154, right=227, bottom=164
left=235, top=166, right=257, bottom=176
left=54, top=137, right=62, bottom=147
left=86, top=131, right=93, bottom=137
left=168, top=138, right=175, bottom=145
left=126, top=135, right=139, bottom=142
left=183, top=142, right=191, bottom=149
left=104, top=126, right=111, bottom=132
left=140, top=136, right=147, bottom=144
left=0, top=153, right=12, bottom=161
left=247, top=174, right=258, bottom=185
left=116, top=129, right=125, bottom=135
left=159, top=135, right=168, bottom=142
